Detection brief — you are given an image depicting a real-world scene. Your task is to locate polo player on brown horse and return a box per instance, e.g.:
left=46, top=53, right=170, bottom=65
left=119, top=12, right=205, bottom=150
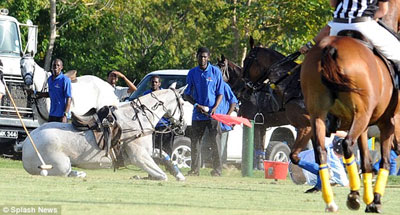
left=301, top=0, right=400, bottom=212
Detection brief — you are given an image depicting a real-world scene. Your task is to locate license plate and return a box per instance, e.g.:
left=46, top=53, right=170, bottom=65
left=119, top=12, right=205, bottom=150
left=0, top=130, right=18, bottom=139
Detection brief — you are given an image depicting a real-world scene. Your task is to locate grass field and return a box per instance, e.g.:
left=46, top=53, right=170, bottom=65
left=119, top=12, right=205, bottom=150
left=1, top=158, right=399, bottom=215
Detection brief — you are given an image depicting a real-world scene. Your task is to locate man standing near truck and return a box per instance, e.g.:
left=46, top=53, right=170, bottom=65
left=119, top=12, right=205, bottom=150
left=184, top=47, right=224, bottom=177
left=36, top=59, right=71, bottom=123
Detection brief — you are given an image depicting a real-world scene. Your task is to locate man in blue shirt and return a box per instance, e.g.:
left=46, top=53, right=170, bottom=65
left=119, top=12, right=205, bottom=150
left=37, top=59, right=71, bottom=123
left=296, top=131, right=349, bottom=193
left=217, top=82, right=238, bottom=162
left=184, top=47, right=224, bottom=176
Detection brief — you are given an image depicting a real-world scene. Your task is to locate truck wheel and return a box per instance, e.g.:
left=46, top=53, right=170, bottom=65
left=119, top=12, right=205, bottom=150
left=171, top=136, right=191, bottom=169
left=265, top=141, right=290, bottom=162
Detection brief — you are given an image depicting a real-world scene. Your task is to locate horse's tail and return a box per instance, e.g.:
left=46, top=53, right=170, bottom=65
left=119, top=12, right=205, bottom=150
left=320, top=45, right=360, bottom=93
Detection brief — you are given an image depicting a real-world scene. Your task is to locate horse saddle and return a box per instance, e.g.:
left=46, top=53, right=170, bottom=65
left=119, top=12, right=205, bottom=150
left=337, top=30, right=399, bottom=89
left=72, top=106, right=122, bottom=157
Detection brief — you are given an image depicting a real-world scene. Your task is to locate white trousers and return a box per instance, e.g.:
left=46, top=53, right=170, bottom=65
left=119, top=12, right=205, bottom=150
left=329, top=20, right=400, bottom=64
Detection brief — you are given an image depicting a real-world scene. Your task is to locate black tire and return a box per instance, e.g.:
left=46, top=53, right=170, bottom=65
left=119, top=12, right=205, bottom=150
left=171, top=136, right=191, bottom=169
left=265, top=141, right=290, bottom=162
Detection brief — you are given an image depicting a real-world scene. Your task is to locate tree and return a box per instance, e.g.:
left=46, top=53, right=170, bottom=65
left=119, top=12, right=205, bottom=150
left=3, top=0, right=333, bottom=81
left=44, top=0, right=56, bottom=71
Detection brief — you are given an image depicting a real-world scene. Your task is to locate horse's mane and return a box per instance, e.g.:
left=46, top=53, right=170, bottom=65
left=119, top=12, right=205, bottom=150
left=227, top=60, right=241, bottom=70
left=250, top=46, right=286, bottom=60
left=245, top=46, right=298, bottom=83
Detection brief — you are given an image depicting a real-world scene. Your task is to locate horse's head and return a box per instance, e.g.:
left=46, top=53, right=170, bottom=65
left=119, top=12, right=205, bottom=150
left=216, top=54, right=246, bottom=99
left=20, top=56, right=35, bottom=87
left=243, top=47, right=284, bottom=84
left=243, top=37, right=299, bottom=94
left=20, top=56, right=50, bottom=124
left=166, top=86, right=187, bottom=135
left=217, top=54, right=229, bottom=82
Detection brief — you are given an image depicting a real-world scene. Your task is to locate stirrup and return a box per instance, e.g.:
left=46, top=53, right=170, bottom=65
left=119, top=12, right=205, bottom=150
left=254, top=113, right=264, bottom=125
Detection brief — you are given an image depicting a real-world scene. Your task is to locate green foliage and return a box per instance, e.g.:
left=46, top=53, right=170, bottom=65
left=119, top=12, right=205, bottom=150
left=3, top=0, right=333, bottom=84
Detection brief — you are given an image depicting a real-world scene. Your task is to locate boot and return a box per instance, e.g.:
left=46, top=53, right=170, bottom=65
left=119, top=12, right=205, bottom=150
left=162, top=155, right=186, bottom=181
left=254, top=150, right=265, bottom=170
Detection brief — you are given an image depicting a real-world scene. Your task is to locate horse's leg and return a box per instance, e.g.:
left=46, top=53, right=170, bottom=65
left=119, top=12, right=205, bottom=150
left=365, top=122, right=394, bottom=213
left=289, top=126, right=312, bottom=164
left=309, top=114, right=338, bottom=212
left=254, top=125, right=266, bottom=170
left=285, top=101, right=313, bottom=164
left=123, top=136, right=168, bottom=181
left=22, top=137, right=73, bottom=177
left=341, top=112, right=373, bottom=211
left=393, top=113, right=400, bottom=156
left=357, top=131, right=374, bottom=210
left=153, top=149, right=185, bottom=181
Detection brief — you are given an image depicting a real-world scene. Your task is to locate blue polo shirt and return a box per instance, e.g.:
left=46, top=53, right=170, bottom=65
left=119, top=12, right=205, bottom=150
left=143, top=89, right=170, bottom=128
left=217, top=82, right=238, bottom=131
left=48, top=73, right=71, bottom=117
left=184, top=63, right=224, bottom=121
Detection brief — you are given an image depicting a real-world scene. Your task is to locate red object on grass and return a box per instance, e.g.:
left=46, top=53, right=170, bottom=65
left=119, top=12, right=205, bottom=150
left=211, top=114, right=252, bottom=128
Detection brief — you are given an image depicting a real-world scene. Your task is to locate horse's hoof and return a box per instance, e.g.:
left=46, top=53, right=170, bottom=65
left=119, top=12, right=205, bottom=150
left=346, top=192, right=361, bottom=210
left=365, top=203, right=382, bottom=213
left=325, top=201, right=339, bottom=212
left=130, top=175, right=141, bottom=180
left=175, top=172, right=186, bottom=181
left=68, top=170, right=87, bottom=178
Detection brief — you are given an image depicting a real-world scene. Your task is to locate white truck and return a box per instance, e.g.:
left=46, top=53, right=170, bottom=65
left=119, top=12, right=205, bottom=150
left=127, top=69, right=297, bottom=169
left=0, top=8, right=41, bottom=157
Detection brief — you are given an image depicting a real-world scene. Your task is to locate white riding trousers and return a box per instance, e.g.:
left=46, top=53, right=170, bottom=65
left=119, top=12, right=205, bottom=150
left=329, top=20, right=400, bottom=64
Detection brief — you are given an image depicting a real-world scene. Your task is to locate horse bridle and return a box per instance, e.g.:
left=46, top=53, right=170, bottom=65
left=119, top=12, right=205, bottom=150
left=217, top=59, right=230, bottom=82
left=243, top=49, right=301, bottom=91
left=21, top=57, right=50, bottom=121
left=130, top=89, right=185, bottom=136
left=21, top=57, right=35, bottom=86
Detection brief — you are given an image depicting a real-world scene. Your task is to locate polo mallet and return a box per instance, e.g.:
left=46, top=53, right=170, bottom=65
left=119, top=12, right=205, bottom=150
left=1, top=78, right=52, bottom=175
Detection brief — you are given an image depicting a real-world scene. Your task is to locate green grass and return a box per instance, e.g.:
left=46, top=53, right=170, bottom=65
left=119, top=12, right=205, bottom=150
left=1, top=158, right=400, bottom=215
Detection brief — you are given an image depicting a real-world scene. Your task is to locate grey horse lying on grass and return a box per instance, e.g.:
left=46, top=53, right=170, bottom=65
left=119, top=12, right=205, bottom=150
left=22, top=87, right=186, bottom=181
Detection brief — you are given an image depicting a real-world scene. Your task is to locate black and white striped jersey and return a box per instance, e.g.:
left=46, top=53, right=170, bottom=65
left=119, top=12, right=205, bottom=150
left=333, top=0, right=388, bottom=19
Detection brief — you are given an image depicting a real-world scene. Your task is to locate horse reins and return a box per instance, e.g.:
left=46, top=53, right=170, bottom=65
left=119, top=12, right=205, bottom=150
left=128, top=89, right=184, bottom=137
left=244, top=50, right=301, bottom=90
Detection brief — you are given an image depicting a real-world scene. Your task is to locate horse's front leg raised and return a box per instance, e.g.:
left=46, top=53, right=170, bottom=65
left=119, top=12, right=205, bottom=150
left=311, top=116, right=338, bottom=212
left=289, top=126, right=312, bottom=164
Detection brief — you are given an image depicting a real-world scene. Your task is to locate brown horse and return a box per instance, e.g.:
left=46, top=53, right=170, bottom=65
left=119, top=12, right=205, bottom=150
left=217, top=54, right=299, bottom=167
left=239, top=39, right=310, bottom=169
left=217, top=54, right=245, bottom=94
left=301, top=30, right=400, bottom=215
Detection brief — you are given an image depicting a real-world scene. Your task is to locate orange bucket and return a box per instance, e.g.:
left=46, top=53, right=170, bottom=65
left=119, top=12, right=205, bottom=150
left=264, top=161, right=289, bottom=180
